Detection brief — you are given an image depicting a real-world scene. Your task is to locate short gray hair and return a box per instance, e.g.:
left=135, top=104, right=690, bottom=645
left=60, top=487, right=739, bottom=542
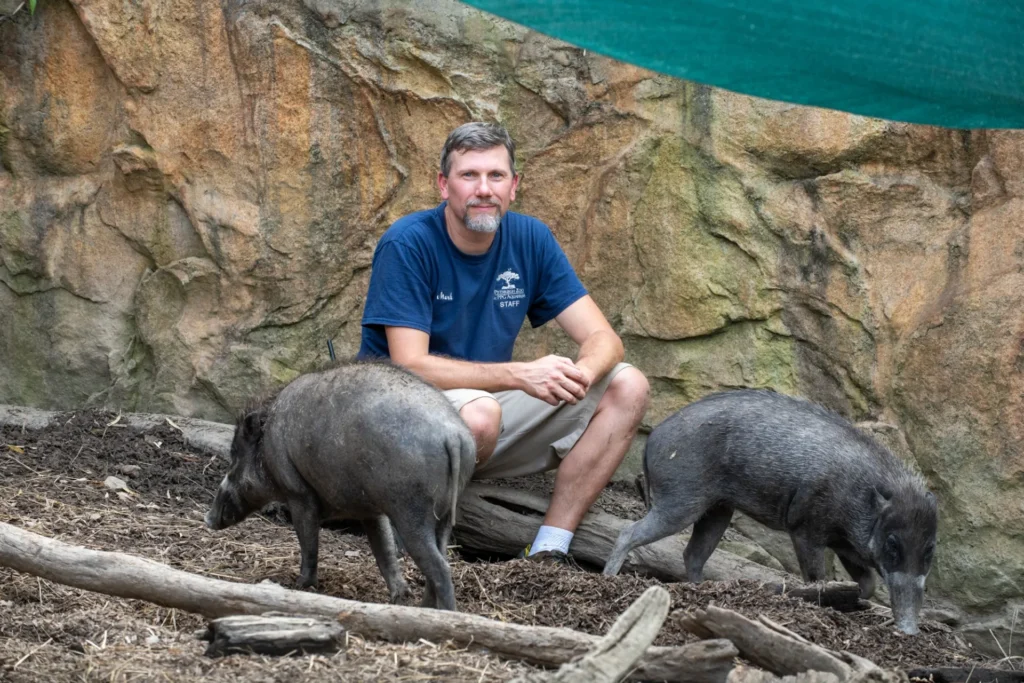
left=440, top=122, right=516, bottom=177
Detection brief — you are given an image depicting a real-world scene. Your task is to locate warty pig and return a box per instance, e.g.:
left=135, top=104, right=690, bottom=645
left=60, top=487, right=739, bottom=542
left=603, top=389, right=937, bottom=634
left=206, top=360, right=476, bottom=611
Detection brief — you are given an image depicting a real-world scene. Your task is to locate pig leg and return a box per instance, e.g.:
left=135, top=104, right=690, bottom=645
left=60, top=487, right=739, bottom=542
left=833, top=545, right=877, bottom=598
left=683, top=504, right=734, bottom=582
left=405, top=530, right=456, bottom=610
left=420, top=518, right=454, bottom=610
left=365, top=515, right=412, bottom=604
left=391, top=508, right=456, bottom=611
left=790, top=530, right=828, bottom=582
left=289, top=497, right=322, bottom=589
left=603, top=504, right=703, bottom=576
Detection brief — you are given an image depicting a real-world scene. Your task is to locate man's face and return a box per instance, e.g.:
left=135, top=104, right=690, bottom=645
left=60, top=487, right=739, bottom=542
left=439, top=146, right=518, bottom=233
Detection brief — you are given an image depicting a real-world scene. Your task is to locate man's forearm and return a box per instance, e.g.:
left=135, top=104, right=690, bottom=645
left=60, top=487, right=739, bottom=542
left=398, top=354, right=523, bottom=392
left=574, top=329, right=625, bottom=387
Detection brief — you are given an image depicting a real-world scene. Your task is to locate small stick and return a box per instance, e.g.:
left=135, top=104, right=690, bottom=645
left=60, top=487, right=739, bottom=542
left=5, top=452, right=39, bottom=474
left=13, top=637, right=52, bottom=669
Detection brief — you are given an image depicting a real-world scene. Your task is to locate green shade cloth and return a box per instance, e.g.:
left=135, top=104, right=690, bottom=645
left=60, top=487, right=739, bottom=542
left=460, top=1, right=1024, bottom=130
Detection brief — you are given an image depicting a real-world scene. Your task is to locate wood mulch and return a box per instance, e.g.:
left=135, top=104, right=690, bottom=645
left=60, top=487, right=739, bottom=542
left=0, top=410, right=1008, bottom=681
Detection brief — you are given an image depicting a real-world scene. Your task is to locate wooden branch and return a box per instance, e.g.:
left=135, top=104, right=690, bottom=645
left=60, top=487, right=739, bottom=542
left=679, top=605, right=853, bottom=678
left=456, top=483, right=789, bottom=584
left=512, top=585, right=671, bottom=683
left=772, top=582, right=865, bottom=613
left=0, top=522, right=737, bottom=683
left=200, top=613, right=344, bottom=657
left=681, top=606, right=908, bottom=682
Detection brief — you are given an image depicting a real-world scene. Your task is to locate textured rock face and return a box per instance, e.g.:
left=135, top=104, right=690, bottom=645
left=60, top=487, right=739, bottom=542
left=2, top=0, right=1024, bottom=642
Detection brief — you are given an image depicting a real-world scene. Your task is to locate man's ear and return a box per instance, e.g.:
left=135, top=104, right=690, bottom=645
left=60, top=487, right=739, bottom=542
left=438, top=172, right=449, bottom=199
left=509, top=172, right=519, bottom=202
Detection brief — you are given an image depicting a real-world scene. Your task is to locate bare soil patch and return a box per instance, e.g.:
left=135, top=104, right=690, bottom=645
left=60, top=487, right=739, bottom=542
left=0, top=410, right=999, bottom=681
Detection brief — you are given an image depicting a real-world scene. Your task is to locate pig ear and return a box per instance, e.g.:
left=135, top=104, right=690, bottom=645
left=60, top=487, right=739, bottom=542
left=872, top=487, right=892, bottom=513
left=240, top=411, right=263, bottom=442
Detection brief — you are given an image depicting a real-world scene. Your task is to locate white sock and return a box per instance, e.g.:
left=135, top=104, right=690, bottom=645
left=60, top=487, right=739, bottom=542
left=529, top=525, right=574, bottom=555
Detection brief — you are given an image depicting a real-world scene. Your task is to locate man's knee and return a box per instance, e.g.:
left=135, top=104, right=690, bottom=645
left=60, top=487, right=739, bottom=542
left=459, top=397, right=502, bottom=463
left=604, top=367, right=650, bottom=423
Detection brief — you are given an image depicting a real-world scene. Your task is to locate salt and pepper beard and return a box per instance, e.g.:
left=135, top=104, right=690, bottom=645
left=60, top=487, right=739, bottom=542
left=464, top=201, right=502, bottom=233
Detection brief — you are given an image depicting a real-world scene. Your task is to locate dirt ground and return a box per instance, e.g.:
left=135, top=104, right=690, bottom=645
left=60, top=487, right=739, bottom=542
left=0, top=410, right=1006, bottom=681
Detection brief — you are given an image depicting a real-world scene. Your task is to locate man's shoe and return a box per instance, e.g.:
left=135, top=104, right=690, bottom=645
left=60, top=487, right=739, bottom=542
left=518, top=545, right=569, bottom=564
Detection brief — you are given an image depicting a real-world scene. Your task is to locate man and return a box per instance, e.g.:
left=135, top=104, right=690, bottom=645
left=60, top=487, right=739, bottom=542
left=358, top=122, right=649, bottom=562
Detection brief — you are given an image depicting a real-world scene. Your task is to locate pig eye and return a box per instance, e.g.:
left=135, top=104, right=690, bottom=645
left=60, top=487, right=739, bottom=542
left=884, top=535, right=903, bottom=567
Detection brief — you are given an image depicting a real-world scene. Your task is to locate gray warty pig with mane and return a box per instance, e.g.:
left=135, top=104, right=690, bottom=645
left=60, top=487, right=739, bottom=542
left=205, top=360, right=476, bottom=611
left=603, top=389, right=938, bottom=634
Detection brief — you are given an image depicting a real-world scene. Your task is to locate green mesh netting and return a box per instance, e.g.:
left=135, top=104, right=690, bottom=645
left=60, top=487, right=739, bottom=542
left=462, top=0, right=1024, bottom=129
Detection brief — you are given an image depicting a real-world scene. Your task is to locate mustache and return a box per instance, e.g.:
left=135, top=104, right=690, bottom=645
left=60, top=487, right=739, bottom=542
left=466, top=200, right=499, bottom=208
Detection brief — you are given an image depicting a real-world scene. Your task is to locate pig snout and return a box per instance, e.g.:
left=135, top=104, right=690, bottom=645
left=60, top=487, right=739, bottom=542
left=205, top=477, right=238, bottom=530
left=205, top=492, right=225, bottom=530
left=885, top=571, right=926, bottom=635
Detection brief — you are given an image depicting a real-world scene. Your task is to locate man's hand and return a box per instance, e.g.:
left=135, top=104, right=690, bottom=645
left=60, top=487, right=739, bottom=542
left=515, top=355, right=590, bottom=406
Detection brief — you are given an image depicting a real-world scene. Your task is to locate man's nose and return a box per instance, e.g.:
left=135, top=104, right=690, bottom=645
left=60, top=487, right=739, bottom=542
left=475, top=177, right=493, bottom=196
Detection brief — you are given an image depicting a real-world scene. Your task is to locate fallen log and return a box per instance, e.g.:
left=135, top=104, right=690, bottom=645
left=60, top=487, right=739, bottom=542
left=679, top=605, right=853, bottom=678
left=773, top=582, right=866, bottom=613
left=680, top=605, right=907, bottom=682
left=511, top=585, right=670, bottom=683
left=456, top=483, right=789, bottom=583
left=0, top=521, right=738, bottom=683
left=200, top=613, right=345, bottom=657
left=0, top=404, right=59, bottom=431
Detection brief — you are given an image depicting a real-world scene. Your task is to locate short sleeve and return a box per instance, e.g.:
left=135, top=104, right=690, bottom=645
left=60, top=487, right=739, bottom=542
left=361, top=241, right=434, bottom=334
left=527, top=228, right=588, bottom=328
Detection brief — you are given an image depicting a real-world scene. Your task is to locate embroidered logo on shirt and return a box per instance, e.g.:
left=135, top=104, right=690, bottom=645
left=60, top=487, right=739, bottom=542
left=494, top=269, right=526, bottom=309
left=435, top=291, right=453, bottom=301
left=497, top=270, right=520, bottom=289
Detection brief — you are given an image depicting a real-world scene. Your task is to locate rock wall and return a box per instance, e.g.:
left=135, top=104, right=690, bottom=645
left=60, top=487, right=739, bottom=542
left=2, top=0, right=1023, bottom=648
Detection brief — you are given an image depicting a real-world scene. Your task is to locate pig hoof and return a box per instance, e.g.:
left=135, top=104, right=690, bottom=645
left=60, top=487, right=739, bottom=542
left=295, top=575, right=318, bottom=590
left=389, top=590, right=414, bottom=605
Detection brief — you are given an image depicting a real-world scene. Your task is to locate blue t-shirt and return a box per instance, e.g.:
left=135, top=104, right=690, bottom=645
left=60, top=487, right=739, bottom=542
left=359, top=202, right=587, bottom=362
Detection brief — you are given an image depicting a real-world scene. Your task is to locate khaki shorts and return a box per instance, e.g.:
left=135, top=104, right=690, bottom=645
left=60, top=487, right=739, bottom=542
left=444, top=362, right=632, bottom=480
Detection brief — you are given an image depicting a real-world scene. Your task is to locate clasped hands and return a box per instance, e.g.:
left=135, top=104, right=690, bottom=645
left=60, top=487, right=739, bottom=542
left=516, top=355, right=594, bottom=406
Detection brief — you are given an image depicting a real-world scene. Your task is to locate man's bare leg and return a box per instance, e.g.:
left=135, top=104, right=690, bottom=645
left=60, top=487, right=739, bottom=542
left=459, top=397, right=501, bottom=466
left=543, top=367, right=649, bottom=532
